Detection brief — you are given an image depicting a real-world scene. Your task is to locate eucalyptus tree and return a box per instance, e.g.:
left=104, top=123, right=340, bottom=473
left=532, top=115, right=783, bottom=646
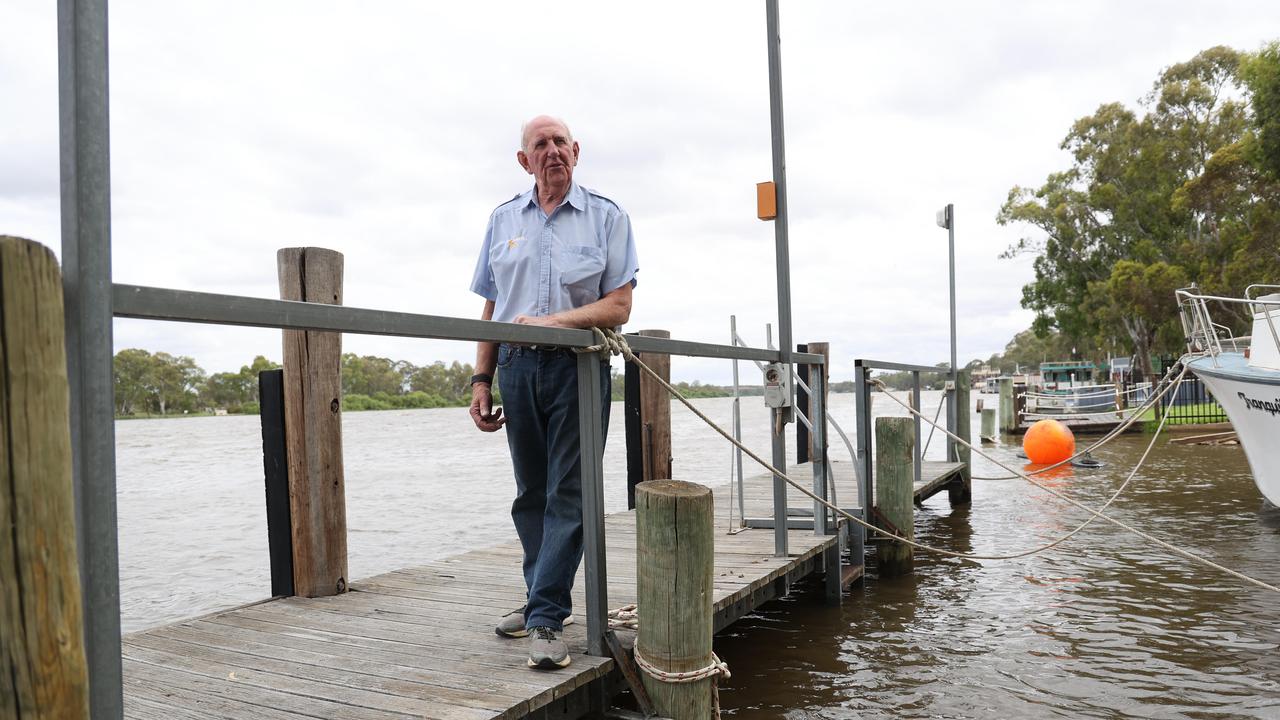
left=998, top=46, right=1265, bottom=378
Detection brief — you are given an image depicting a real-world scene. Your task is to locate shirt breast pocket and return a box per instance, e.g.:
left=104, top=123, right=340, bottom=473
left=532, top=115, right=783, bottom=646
left=560, top=245, right=605, bottom=306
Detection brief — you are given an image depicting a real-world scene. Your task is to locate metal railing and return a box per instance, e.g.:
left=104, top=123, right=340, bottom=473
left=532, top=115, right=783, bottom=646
left=727, top=319, right=853, bottom=539
left=1177, top=285, right=1280, bottom=364
left=852, top=359, right=959, bottom=546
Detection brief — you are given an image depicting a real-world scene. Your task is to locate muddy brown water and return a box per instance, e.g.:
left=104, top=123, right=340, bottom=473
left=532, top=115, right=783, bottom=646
left=117, top=391, right=1280, bottom=718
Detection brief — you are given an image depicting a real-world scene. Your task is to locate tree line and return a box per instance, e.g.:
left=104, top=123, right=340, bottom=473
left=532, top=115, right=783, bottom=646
left=998, top=43, right=1280, bottom=378
left=113, top=350, right=493, bottom=417
left=112, top=348, right=864, bottom=418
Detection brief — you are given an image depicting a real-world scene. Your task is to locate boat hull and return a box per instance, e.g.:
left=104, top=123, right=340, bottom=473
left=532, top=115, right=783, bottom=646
left=1186, top=355, right=1280, bottom=505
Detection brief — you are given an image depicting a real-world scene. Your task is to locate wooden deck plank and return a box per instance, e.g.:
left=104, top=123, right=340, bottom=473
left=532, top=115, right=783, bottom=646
left=124, top=640, right=495, bottom=720
left=124, top=656, right=420, bottom=720
left=913, top=461, right=966, bottom=504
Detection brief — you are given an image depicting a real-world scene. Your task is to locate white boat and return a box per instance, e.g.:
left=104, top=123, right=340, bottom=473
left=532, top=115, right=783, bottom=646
left=1178, top=285, right=1280, bottom=505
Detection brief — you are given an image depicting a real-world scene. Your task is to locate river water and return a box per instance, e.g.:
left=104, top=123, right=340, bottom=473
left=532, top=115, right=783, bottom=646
left=116, top=390, right=1280, bottom=718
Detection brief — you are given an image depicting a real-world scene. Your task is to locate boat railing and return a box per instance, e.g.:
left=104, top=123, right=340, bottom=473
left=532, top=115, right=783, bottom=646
left=1177, top=287, right=1280, bottom=368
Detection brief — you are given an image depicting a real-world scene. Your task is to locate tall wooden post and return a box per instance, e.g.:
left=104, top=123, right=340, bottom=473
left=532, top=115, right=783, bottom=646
left=875, top=417, right=914, bottom=576
left=998, top=377, right=1014, bottom=433
left=0, top=237, right=90, bottom=719
left=949, top=371, right=972, bottom=505
left=637, top=329, right=672, bottom=483
left=277, top=247, right=347, bottom=598
left=636, top=480, right=715, bottom=718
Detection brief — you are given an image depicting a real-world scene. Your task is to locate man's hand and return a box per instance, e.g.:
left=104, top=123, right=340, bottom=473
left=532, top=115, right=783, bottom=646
left=469, top=384, right=506, bottom=432
left=514, top=314, right=571, bottom=328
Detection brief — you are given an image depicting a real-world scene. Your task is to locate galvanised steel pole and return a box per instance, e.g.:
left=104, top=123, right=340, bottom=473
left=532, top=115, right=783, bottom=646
left=765, top=0, right=793, bottom=395
left=58, top=0, right=123, bottom=716
left=948, top=203, right=958, bottom=461
left=576, top=354, right=608, bottom=657
left=766, top=0, right=792, bottom=557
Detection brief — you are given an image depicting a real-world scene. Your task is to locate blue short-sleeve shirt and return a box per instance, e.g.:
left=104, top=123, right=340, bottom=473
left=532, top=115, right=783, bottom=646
left=470, top=182, right=639, bottom=323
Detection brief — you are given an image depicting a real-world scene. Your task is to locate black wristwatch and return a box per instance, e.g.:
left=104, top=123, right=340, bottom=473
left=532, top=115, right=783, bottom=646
left=470, top=373, right=493, bottom=387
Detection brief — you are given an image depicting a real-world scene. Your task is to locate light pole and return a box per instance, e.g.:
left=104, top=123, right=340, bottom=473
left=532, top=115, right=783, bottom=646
left=936, top=203, right=957, bottom=460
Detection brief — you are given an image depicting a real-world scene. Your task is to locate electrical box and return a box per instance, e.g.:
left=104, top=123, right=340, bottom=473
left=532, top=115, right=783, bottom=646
left=762, top=362, right=791, bottom=408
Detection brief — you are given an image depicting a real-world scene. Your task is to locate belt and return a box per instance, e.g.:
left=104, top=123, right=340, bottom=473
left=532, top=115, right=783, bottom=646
left=507, top=343, right=569, bottom=353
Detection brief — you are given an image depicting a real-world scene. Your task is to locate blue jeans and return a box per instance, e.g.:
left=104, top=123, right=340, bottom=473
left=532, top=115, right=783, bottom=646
left=497, top=344, right=610, bottom=632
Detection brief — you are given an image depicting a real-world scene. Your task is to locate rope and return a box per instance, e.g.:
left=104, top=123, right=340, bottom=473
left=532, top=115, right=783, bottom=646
left=607, top=603, right=638, bottom=630
left=870, top=373, right=1280, bottom=594
left=586, top=329, right=1126, bottom=561
left=971, top=364, right=1186, bottom=481
left=581, top=329, right=1280, bottom=593
left=609, top=602, right=730, bottom=718
left=633, top=646, right=731, bottom=720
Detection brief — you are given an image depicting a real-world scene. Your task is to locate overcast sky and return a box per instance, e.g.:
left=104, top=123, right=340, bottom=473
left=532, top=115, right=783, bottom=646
left=4, top=1, right=1278, bottom=384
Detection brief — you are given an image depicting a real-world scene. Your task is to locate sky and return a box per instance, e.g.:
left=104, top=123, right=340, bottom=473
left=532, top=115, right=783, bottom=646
left=4, top=1, right=1278, bottom=385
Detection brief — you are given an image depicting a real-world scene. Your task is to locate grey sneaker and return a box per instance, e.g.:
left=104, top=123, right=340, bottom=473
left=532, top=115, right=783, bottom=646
left=527, top=626, right=571, bottom=669
left=495, top=605, right=574, bottom=638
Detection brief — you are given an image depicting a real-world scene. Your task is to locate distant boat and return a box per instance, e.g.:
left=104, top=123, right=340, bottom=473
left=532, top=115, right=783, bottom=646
left=1022, top=360, right=1151, bottom=429
left=1178, top=285, right=1280, bottom=506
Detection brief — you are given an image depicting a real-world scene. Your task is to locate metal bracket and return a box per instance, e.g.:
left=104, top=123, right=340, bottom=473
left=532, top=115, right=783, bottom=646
left=604, top=630, right=657, bottom=718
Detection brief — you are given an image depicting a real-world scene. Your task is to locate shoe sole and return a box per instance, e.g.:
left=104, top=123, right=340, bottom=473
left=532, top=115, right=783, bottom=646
left=527, top=655, right=572, bottom=670
left=495, top=614, right=574, bottom=640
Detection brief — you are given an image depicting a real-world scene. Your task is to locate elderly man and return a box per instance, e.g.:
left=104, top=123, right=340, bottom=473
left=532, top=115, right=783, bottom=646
left=469, top=115, right=638, bottom=669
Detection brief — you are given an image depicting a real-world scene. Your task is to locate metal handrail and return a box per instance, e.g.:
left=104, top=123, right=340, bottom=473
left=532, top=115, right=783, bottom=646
left=1177, top=287, right=1280, bottom=368
left=115, top=284, right=827, bottom=365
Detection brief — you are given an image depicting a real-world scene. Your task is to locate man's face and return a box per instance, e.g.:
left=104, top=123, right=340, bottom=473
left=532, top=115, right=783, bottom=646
left=518, top=118, right=579, bottom=191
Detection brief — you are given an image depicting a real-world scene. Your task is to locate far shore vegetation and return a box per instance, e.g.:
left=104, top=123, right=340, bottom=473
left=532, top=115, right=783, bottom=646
left=111, top=349, right=800, bottom=419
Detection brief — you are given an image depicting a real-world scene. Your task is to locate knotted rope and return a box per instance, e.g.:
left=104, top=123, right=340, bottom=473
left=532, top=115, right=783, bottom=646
left=607, top=603, right=638, bottom=630
left=633, top=645, right=732, bottom=720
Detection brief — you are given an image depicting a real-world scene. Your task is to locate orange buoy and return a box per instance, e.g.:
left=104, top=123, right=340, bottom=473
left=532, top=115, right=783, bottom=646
left=1023, top=419, right=1075, bottom=465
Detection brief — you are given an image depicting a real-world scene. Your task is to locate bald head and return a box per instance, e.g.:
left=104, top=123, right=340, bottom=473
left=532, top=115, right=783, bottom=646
left=520, top=115, right=573, bottom=152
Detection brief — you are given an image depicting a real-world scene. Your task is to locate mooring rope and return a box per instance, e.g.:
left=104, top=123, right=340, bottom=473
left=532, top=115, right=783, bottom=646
left=577, top=329, right=1280, bottom=594
left=970, top=364, right=1186, bottom=481
left=633, top=646, right=731, bottom=720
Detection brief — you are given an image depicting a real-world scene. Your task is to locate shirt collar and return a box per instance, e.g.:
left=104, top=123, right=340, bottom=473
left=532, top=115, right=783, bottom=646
left=525, top=181, right=585, bottom=213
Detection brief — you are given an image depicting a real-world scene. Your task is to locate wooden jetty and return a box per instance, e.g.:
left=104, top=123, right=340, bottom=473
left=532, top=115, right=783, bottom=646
left=119, top=466, right=860, bottom=720
left=117, top=453, right=974, bottom=719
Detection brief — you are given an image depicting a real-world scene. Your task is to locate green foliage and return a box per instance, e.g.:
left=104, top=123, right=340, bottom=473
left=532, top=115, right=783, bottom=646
left=999, top=45, right=1280, bottom=377
left=113, top=348, right=206, bottom=416
left=1242, top=41, right=1280, bottom=180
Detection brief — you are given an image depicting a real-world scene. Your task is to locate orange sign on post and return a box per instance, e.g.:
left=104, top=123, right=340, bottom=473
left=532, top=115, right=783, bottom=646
left=756, top=181, right=777, bottom=220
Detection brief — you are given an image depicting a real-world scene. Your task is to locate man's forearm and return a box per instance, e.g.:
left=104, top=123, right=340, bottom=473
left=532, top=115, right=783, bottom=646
left=475, top=341, right=498, bottom=377
left=536, top=284, right=633, bottom=330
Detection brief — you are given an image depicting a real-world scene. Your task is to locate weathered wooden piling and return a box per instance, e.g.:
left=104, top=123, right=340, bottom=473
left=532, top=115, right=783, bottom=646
left=875, top=417, right=914, bottom=576
left=277, top=247, right=347, bottom=598
left=0, top=236, right=90, bottom=719
left=628, top=329, right=672, bottom=508
left=636, top=480, right=715, bottom=718
left=638, top=329, right=673, bottom=483
left=949, top=370, right=972, bottom=504
left=998, top=377, right=1014, bottom=433
left=981, top=408, right=997, bottom=442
